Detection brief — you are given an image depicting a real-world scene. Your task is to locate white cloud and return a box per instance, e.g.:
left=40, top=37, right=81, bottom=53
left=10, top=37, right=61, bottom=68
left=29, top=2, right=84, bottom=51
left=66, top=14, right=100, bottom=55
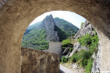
left=29, top=11, right=86, bottom=28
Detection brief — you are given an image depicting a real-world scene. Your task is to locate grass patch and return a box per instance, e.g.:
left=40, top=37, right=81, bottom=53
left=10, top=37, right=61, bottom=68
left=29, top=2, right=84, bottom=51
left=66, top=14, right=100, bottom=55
left=62, top=38, right=71, bottom=46
left=60, top=33, right=99, bottom=73
left=85, top=58, right=93, bottom=73
left=69, top=33, right=98, bottom=73
left=78, top=34, right=99, bottom=54
left=61, top=56, right=68, bottom=63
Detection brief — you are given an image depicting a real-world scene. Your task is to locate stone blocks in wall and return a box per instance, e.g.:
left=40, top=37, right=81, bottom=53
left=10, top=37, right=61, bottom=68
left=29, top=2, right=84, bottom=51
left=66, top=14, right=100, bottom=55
left=21, top=48, right=60, bottom=73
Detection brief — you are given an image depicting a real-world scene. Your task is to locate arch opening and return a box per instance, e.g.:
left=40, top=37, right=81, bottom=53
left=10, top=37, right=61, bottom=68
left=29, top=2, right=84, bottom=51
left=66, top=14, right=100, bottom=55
left=21, top=10, right=100, bottom=73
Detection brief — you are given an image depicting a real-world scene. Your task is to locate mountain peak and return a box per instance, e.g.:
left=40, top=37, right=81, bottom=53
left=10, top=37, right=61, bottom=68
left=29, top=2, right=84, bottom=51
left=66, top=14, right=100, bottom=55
left=43, top=14, right=59, bottom=41
left=46, top=14, right=53, bottom=19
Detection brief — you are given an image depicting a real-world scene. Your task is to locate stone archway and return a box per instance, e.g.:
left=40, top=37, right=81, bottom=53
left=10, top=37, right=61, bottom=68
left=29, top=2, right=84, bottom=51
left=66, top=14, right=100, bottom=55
left=0, top=0, right=110, bottom=73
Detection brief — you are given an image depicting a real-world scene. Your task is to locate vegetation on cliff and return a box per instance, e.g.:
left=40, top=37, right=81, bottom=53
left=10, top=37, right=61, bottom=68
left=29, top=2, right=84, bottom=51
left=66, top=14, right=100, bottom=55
left=21, top=29, right=49, bottom=50
left=61, top=33, right=99, bottom=73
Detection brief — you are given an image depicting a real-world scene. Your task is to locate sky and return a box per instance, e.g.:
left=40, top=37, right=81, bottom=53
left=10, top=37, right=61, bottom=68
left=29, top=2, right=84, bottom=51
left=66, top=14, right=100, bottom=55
left=29, top=11, right=86, bottom=28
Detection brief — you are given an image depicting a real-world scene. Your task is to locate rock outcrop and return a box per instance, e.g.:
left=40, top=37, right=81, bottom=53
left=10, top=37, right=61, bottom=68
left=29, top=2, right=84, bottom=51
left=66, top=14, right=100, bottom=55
left=70, top=21, right=96, bottom=56
left=74, top=21, right=96, bottom=39
left=91, top=46, right=101, bottom=73
left=69, top=21, right=100, bottom=73
left=43, top=15, right=59, bottom=42
left=21, top=48, right=60, bottom=73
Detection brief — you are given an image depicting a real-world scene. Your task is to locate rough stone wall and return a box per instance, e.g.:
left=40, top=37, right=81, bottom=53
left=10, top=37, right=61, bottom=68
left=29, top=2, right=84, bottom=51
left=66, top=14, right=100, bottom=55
left=47, top=42, right=62, bottom=55
left=21, top=48, right=60, bottom=73
left=96, top=30, right=110, bottom=72
left=0, top=0, right=110, bottom=73
left=70, top=21, right=96, bottom=56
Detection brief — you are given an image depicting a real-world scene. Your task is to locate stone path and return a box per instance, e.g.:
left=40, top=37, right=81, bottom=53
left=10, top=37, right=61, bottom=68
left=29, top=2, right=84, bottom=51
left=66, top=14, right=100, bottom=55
left=60, top=64, right=84, bottom=73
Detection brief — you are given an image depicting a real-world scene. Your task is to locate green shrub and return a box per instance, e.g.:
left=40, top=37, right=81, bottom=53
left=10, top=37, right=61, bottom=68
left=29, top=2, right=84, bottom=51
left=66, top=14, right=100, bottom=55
left=83, top=51, right=91, bottom=59
left=77, top=34, right=98, bottom=73
left=90, top=35, right=99, bottom=54
left=62, top=39, right=71, bottom=46
left=69, top=50, right=91, bottom=63
left=85, top=58, right=93, bottom=73
left=78, top=34, right=99, bottom=54
left=69, top=48, right=74, bottom=52
left=69, top=53, right=79, bottom=63
left=61, top=56, right=68, bottom=63
left=82, top=59, right=88, bottom=67
left=78, top=34, right=92, bottom=47
left=61, top=33, right=98, bottom=73
left=69, top=49, right=93, bottom=73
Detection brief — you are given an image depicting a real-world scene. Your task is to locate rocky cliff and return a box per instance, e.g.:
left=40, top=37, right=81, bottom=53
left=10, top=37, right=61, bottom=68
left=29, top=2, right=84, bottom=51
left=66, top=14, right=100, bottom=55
left=68, top=21, right=100, bottom=73
left=43, top=15, right=59, bottom=41
left=74, top=21, right=96, bottom=39
left=69, top=21, right=97, bottom=56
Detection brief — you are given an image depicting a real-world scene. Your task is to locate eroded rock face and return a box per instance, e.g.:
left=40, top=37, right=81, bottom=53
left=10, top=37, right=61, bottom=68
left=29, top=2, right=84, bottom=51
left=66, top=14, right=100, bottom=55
left=21, top=48, right=60, bottom=73
left=70, top=21, right=101, bottom=73
left=70, top=21, right=96, bottom=56
left=74, top=21, right=96, bottom=39
left=43, top=15, right=59, bottom=41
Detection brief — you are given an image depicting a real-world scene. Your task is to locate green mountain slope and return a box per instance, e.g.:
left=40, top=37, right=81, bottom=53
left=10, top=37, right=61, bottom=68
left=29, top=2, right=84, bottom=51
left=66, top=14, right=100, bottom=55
left=54, top=17, right=78, bottom=36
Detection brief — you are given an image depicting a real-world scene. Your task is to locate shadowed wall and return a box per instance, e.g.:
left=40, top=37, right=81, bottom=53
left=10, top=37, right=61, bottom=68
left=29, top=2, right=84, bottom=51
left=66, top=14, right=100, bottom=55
left=21, top=48, right=60, bottom=73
